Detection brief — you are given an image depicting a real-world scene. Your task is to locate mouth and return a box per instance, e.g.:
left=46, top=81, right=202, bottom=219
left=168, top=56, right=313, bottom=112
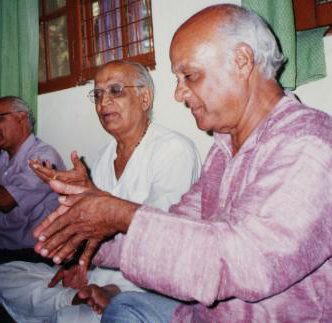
left=101, top=112, right=120, bottom=122
left=184, top=100, right=202, bottom=116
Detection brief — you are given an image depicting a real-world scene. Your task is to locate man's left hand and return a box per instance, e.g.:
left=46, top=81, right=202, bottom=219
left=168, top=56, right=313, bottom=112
left=33, top=180, right=139, bottom=266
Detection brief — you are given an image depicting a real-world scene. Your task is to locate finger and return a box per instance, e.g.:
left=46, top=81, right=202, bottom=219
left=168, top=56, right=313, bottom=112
left=71, top=151, right=81, bottom=169
left=35, top=217, right=77, bottom=258
left=49, top=180, right=88, bottom=195
left=58, top=194, right=85, bottom=207
left=77, top=285, right=93, bottom=299
left=48, top=242, right=68, bottom=259
left=79, top=239, right=100, bottom=266
left=48, top=269, right=64, bottom=287
left=29, top=160, right=56, bottom=182
left=93, top=304, right=103, bottom=314
left=45, top=160, right=53, bottom=169
left=51, top=232, right=88, bottom=265
left=33, top=206, right=66, bottom=242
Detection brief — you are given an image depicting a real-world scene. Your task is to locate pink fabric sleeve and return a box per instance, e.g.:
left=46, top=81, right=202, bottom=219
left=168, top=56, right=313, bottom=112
left=120, top=136, right=332, bottom=306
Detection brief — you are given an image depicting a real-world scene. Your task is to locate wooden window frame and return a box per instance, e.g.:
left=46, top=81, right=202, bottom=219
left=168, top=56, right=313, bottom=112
left=293, top=0, right=332, bottom=32
left=39, top=0, right=155, bottom=94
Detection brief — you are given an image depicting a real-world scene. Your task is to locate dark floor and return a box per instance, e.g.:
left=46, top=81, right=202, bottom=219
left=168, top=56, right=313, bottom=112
left=0, top=305, right=15, bottom=323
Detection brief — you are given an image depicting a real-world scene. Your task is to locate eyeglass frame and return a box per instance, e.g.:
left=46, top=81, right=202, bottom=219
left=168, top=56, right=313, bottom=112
left=0, top=111, right=25, bottom=118
left=87, top=83, right=145, bottom=104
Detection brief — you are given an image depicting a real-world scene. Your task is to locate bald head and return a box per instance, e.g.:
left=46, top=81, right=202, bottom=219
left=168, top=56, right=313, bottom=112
left=172, top=4, right=284, bottom=80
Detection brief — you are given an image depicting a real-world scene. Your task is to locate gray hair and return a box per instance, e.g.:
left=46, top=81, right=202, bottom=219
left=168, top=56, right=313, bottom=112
left=217, top=4, right=285, bottom=79
left=0, top=96, right=35, bottom=132
left=182, top=4, right=285, bottom=80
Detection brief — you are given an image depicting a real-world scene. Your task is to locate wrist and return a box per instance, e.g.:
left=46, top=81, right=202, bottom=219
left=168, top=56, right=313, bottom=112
left=111, top=197, right=139, bottom=233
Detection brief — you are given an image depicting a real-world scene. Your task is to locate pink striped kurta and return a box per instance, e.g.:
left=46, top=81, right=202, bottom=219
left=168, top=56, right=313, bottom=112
left=103, top=96, right=332, bottom=322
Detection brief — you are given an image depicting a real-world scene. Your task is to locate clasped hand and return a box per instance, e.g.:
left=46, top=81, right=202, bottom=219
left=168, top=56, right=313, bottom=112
left=31, top=150, right=138, bottom=267
left=33, top=182, right=119, bottom=266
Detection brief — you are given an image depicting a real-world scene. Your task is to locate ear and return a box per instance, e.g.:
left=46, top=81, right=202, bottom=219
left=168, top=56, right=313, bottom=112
left=15, top=111, right=28, bottom=124
left=234, top=43, right=254, bottom=80
left=140, top=87, right=152, bottom=112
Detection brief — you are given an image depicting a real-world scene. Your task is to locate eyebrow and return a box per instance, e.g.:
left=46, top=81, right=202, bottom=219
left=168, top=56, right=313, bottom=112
left=0, top=112, right=14, bottom=117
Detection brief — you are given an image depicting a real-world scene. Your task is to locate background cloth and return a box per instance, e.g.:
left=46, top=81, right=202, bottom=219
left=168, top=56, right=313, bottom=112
left=242, top=0, right=328, bottom=89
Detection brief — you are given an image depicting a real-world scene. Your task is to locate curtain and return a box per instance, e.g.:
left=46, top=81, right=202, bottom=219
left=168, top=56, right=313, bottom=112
left=0, top=0, right=39, bottom=131
left=242, top=0, right=327, bottom=90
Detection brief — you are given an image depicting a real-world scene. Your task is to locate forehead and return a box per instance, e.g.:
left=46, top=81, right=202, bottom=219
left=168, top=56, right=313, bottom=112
left=0, top=100, right=12, bottom=113
left=95, top=64, right=138, bottom=87
left=170, top=19, right=223, bottom=73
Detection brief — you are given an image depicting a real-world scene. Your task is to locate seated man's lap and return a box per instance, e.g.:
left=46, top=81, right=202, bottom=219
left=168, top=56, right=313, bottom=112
left=101, top=291, right=179, bottom=323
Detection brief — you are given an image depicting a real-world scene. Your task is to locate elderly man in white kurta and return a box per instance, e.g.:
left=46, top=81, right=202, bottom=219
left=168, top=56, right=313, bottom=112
left=0, top=62, right=201, bottom=322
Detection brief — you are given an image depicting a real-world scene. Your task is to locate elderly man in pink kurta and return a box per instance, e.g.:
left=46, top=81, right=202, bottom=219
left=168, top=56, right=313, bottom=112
left=33, top=4, right=332, bottom=322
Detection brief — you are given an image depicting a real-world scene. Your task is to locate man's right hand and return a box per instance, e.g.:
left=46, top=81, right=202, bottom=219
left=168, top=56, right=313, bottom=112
left=30, top=151, right=95, bottom=189
left=33, top=180, right=139, bottom=266
left=49, top=264, right=88, bottom=289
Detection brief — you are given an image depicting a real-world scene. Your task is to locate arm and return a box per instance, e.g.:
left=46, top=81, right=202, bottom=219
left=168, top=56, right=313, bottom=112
left=4, top=147, right=65, bottom=215
left=0, top=185, right=17, bottom=213
left=119, top=136, right=332, bottom=305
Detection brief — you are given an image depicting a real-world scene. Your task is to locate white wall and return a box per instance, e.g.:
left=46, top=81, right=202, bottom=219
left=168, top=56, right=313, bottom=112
left=38, top=0, right=332, bottom=168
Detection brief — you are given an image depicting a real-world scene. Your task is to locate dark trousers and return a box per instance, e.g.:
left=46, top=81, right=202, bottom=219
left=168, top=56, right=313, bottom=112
left=0, top=248, right=54, bottom=266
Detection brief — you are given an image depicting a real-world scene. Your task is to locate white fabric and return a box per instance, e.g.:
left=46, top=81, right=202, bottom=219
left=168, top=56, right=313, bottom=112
left=0, top=123, right=201, bottom=323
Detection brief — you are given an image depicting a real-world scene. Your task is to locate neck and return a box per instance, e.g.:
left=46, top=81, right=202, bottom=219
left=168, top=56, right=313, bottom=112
left=231, top=79, right=283, bottom=154
left=117, top=119, right=150, bottom=153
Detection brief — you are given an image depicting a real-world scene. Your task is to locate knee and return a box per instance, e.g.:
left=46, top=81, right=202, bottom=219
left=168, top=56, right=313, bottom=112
left=101, top=292, right=144, bottom=323
left=101, top=291, right=177, bottom=323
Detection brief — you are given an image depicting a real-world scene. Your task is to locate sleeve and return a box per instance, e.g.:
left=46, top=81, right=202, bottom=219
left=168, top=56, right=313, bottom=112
left=5, top=146, right=65, bottom=214
left=119, top=136, right=332, bottom=306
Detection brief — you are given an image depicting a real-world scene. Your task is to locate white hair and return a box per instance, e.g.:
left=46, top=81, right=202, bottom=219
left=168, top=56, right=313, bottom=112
left=0, top=96, right=35, bottom=132
left=216, top=4, right=285, bottom=79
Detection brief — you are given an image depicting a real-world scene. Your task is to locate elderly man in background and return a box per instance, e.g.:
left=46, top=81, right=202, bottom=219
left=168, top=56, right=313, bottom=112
left=0, top=61, right=201, bottom=322
left=0, top=96, right=65, bottom=264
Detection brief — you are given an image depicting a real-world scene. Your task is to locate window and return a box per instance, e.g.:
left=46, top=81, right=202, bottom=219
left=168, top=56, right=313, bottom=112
left=293, top=0, right=332, bottom=31
left=39, top=0, right=155, bottom=94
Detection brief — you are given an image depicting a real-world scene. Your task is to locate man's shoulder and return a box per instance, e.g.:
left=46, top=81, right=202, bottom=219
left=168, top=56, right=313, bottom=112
left=149, top=123, right=198, bottom=151
left=25, top=136, right=65, bottom=167
left=266, top=98, right=332, bottom=142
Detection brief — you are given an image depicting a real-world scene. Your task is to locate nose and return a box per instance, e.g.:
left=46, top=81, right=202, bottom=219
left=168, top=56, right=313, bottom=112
left=174, top=80, right=190, bottom=103
left=99, top=91, right=114, bottom=106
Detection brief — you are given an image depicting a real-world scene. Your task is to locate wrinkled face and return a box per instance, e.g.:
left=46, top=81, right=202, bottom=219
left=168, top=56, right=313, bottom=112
left=93, top=64, right=150, bottom=137
left=170, top=20, right=247, bottom=134
left=0, top=101, right=25, bottom=155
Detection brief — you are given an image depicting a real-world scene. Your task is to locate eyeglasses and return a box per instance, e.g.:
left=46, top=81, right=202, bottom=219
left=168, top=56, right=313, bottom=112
left=0, top=111, right=24, bottom=118
left=87, top=84, right=144, bottom=104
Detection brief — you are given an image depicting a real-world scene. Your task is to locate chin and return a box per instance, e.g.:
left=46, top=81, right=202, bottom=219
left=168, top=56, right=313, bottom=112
left=195, top=118, right=211, bottom=132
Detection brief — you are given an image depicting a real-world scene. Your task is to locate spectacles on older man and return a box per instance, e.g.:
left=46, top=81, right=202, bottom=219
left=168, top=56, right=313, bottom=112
left=87, top=83, right=144, bottom=104
left=0, top=111, right=25, bottom=118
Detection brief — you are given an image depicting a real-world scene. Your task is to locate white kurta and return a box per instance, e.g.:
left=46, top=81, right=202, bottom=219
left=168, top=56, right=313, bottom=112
left=0, top=123, right=201, bottom=323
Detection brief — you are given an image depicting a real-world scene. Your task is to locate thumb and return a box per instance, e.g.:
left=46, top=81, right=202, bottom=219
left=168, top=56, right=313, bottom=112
left=50, top=180, right=88, bottom=195
left=48, top=269, right=64, bottom=288
left=79, top=239, right=100, bottom=267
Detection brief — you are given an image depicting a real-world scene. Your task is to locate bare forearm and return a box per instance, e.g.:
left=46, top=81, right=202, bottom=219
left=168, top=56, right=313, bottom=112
left=108, top=196, right=140, bottom=233
left=0, top=186, right=17, bottom=213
